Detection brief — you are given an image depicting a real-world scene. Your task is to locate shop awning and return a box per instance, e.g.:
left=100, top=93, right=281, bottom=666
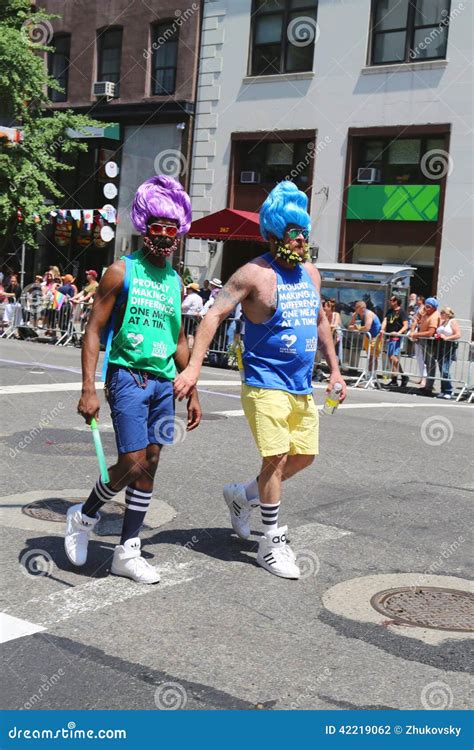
left=188, top=208, right=266, bottom=241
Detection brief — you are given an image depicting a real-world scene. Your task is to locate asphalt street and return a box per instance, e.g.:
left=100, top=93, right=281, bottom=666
left=0, top=338, right=472, bottom=712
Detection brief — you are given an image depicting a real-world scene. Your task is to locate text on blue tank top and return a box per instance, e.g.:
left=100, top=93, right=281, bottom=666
left=243, top=254, right=320, bottom=395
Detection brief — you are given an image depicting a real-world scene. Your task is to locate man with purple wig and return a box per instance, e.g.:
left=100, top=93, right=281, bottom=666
left=64, top=175, right=201, bottom=584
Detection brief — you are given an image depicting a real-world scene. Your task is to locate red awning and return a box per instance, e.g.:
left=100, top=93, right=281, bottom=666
left=188, top=208, right=266, bottom=242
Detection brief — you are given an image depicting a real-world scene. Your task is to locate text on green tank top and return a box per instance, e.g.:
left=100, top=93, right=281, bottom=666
left=109, top=250, right=181, bottom=379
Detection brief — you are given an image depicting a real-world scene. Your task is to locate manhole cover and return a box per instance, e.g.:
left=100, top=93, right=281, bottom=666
left=23, top=498, right=124, bottom=523
left=371, top=587, right=474, bottom=632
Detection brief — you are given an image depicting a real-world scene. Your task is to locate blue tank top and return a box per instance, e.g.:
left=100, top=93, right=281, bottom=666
left=358, top=311, right=381, bottom=338
left=242, top=253, right=320, bottom=395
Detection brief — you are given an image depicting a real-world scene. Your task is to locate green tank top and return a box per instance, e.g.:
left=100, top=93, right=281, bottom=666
left=108, top=249, right=182, bottom=379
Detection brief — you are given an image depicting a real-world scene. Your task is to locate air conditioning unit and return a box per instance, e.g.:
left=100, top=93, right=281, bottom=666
left=93, top=81, right=117, bottom=99
left=240, top=171, right=261, bottom=184
left=357, top=167, right=381, bottom=184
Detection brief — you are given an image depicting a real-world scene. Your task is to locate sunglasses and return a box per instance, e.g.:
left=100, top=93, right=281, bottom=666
left=148, top=222, right=178, bottom=238
left=287, top=228, right=309, bottom=240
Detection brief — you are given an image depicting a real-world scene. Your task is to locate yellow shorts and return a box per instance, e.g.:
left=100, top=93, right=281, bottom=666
left=241, top=385, right=319, bottom=458
left=363, top=334, right=383, bottom=355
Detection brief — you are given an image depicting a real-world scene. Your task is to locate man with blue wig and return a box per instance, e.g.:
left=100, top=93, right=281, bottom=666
left=175, top=181, right=346, bottom=579
left=64, top=176, right=201, bottom=584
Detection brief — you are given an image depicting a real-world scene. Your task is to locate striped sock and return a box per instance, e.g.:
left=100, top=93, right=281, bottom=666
left=260, top=501, right=280, bottom=531
left=82, top=477, right=117, bottom=518
left=120, top=486, right=152, bottom=545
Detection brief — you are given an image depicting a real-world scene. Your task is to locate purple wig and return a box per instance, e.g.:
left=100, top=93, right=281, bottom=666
left=131, top=175, right=192, bottom=237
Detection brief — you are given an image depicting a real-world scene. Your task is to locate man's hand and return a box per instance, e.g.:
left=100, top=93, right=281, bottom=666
left=174, top=366, right=199, bottom=401
left=326, top=371, right=347, bottom=403
left=77, top=389, right=100, bottom=424
left=186, top=390, right=202, bottom=431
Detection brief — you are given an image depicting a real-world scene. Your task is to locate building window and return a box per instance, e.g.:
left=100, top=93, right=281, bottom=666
left=250, top=0, right=318, bottom=76
left=98, top=27, right=123, bottom=93
left=237, top=138, right=314, bottom=188
left=48, top=35, right=70, bottom=102
left=370, top=0, right=451, bottom=65
left=355, top=135, right=448, bottom=183
left=151, top=21, right=179, bottom=95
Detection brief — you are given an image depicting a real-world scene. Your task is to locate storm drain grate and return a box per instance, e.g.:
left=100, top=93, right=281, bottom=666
left=370, top=587, right=474, bottom=632
left=23, top=497, right=124, bottom=523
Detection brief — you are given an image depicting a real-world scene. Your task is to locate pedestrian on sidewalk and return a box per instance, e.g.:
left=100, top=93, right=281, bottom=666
left=435, top=307, right=461, bottom=399
left=64, top=176, right=201, bottom=584
left=381, top=295, right=409, bottom=388
left=174, top=180, right=345, bottom=579
left=409, top=297, right=440, bottom=396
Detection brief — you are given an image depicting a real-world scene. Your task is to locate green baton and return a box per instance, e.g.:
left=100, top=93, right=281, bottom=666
left=90, top=418, right=110, bottom=484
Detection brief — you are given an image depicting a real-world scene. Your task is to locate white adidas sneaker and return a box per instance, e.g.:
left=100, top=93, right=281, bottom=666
left=256, top=525, right=300, bottom=579
left=223, top=483, right=257, bottom=540
left=111, top=538, right=160, bottom=584
left=64, top=503, right=100, bottom=566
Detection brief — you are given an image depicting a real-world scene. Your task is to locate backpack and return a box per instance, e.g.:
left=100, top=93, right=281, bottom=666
left=100, top=255, right=133, bottom=381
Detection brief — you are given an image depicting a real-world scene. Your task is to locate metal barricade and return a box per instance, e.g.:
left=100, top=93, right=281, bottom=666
left=182, top=314, right=241, bottom=368
left=314, top=328, right=375, bottom=387
left=372, top=331, right=472, bottom=400
left=0, top=300, right=24, bottom=338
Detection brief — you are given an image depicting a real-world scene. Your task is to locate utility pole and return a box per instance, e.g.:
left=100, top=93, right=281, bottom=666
left=20, top=242, right=26, bottom=289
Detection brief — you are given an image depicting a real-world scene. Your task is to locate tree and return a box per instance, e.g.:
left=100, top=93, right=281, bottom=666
left=0, top=0, right=107, bottom=253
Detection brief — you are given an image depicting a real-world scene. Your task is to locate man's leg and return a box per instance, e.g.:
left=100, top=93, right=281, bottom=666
left=119, top=444, right=161, bottom=545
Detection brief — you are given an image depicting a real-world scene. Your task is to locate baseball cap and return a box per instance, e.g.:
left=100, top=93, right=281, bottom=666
left=86, top=269, right=98, bottom=279
left=425, top=297, right=439, bottom=309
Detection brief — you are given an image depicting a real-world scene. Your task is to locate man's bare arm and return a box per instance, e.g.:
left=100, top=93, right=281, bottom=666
left=174, top=265, right=253, bottom=399
left=77, top=261, right=124, bottom=422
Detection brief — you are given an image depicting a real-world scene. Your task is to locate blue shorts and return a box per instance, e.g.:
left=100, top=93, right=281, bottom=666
left=387, top=338, right=401, bottom=358
left=106, top=366, right=175, bottom=454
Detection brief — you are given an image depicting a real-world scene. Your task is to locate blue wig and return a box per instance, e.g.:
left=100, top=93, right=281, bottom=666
left=259, top=181, right=311, bottom=241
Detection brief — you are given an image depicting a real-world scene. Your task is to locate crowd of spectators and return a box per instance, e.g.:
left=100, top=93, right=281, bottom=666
left=324, top=293, right=462, bottom=398
left=0, top=267, right=100, bottom=335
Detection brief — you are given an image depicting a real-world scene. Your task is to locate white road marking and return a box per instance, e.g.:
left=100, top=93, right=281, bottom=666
left=211, top=402, right=472, bottom=417
left=3, top=561, right=199, bottom=631
left=291, top=522, right=352, bottom=547
left=0, top=612, right=46, bottom=644
left=0, top=382, right=104, bottom=395
left=0, top=380, right=242, bottom=395
left=339, top=402, right=472, bottom=410
left=2, top=519, right=353, bottom=639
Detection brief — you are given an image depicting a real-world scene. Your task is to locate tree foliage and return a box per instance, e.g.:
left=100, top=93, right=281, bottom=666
left=0, top=0, right=106, bottom=249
